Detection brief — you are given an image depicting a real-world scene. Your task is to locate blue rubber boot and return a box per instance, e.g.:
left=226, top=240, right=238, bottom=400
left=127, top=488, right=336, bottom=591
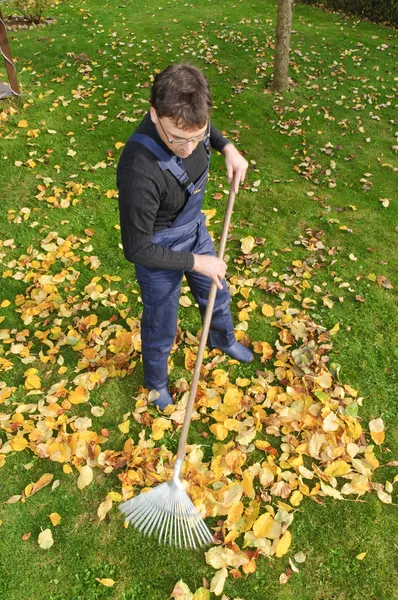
left=214, top=341, right=254, bottom=363
left=152, top=388, right=173, bottom=410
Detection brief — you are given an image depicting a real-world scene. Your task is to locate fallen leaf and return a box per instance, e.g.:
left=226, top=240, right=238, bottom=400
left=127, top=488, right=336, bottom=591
left=96, top=578, right=115, bottom=587
left=38, top=529, right=54, bottom=550
left=77, top=464, right=93, bottom=490
left=209, top=568, right=228, bottom=596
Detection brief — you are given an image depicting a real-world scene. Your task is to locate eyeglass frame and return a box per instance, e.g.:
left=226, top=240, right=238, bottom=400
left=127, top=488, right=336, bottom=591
left=156, top=113, right=210, bottom=146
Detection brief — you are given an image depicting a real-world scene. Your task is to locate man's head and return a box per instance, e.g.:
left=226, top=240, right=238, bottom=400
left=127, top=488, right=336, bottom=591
left=150, top=64, right=212, bottom=158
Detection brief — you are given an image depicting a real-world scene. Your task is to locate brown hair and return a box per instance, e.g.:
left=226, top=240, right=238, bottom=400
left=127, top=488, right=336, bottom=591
left=150, top=64, right=212, bottom=129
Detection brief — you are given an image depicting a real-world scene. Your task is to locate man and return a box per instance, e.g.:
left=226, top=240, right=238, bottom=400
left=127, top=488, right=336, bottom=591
left=117, top=64, right=253, bottom=410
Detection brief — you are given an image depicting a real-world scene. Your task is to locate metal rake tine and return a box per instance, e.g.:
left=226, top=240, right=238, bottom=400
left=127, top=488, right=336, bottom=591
left=158, top=492, right=173, bottom=544
left=145, top=500, right=166, bottom=537
left=123, top=503, right=143, bottom=523
left=119, top=497, right=139, bottom=517
left=122, top=496, right=145, bottom=519
left=171, top=508, right=178, bottom=547
left=131, top=499, right=155, bottom=530
left=170, top=495, right=180, bottom=546
left=176, top=501, right=183, bottom=548
left=180, top=505, right=189, bottom=548
left=194, top=507, right=213, bottom=545
left=163, top=507, right=173, bottom=546
left=199, top=517, right=214, bottom=544
left=170, top=499, right=177, bottom=547
left=184, top=498, right=210, bottom=548
left=141, top=500, right=163, bottom=536
left=196, top=518, right=212, bottom=547
left=132, top=507, right=152, bottom=531
left=182, top=500, right=196, bottom=549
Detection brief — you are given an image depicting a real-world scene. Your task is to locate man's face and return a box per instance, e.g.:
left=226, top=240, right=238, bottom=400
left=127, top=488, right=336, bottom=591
left=150, top=106, right=208, bottom=159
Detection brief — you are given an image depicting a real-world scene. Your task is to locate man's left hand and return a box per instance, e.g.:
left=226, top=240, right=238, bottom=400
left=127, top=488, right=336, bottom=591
left=223, top=143, right=248, bottom=194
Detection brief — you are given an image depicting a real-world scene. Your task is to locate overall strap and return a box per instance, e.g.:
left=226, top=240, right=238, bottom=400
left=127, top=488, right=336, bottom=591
left=129, top=133, right=194, bottom=191
left=204, top=134, right=211, bottom=154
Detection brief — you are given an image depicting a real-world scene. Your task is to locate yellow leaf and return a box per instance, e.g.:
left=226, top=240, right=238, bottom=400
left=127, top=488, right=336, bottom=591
left=77, top=464, right=93, bottom=490
left=115, top=142, right=125, bottom=149
left=236, top=426, right=256, bottom=446
left=0, top=299, right=10, bottom=308
left=253, top=513, right=273, bottom=538
left=314, top=370, right=332, bottom=389
left=18, top=119, right=28, bottom=128
left=170, top=579, right=193, bottom=599
left=369, top=418, right=385, bottom=445
left=25, top=374, right=41, bottom=390
left=242, top=470, right=255, bottom=498
left=322, top=411, right=339, bottom=432
left=320, top=482, right=343, bottom=500
left=252, top=341, right=273, bottom=360
left=205, top=546, right=235, bottom=569
left=261, top=304, right=274, bottom=317
left=118, top=420, right=130, bottom=434
left=38, top=528, right=54, bottom=549
left=238, top=308, right=250, bottom=321
left=275, top=530, right=292, bottom=558
left=227, top=501, right=243, bottom=524
left=68, top=386, right=88, bottom=404
left=151, top=417, right=172, bottom=441
left=210, top=423, right=229, bottom=441
left=290, top=490, right=303, bottom=507
left=223, top=386, right=243, bottom=406
left=96, top=578, right=115, bottom=587
left=202, top=208, right=217, bottom=226
left=212, top=369, right=229, bottom=387
left=11, top=436, right=28, bottom=452
left=241, top=556, right=257, bottom=575
left=98, top=496, right=113, bottom=521
left=179, top=295, right=192, bottom=307
left=192, top=588, right=210, bottom=600
left=377, top=489, right=392, bottom=504
left=209, top=567, right=228, bottom=596
left=356, top=552, right=367, bottom=560
left=240, top=286, right=251, bottom=300
left=364, top=451, right=379, bottom=471
left=324, top=460, right=351, bottom=478
left=49, top=513, right=61, bottom=526
left=240, top=236, right=255, bottom=254
left=108, top=491, right=122, bottom=502
left=63, top=464, right=73, bottom=474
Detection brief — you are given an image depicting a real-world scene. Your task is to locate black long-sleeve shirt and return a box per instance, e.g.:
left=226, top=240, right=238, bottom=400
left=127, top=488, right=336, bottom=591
left=116, top=112, right=229, bottom=271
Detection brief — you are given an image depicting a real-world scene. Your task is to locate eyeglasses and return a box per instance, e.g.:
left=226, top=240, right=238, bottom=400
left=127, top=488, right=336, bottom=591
left=156, top=115, right=210, bottom=146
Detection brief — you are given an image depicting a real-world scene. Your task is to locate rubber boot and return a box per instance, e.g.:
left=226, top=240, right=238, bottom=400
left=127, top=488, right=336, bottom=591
left=152, top=387, right=173, bottom=410
left=215, top=341, right=254, bottom=363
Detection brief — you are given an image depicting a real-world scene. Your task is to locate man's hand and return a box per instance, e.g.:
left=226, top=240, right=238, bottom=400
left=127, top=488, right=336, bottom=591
left=223, top=143, right=248, bottom=193
left=192, top=254, right=226, bottom=290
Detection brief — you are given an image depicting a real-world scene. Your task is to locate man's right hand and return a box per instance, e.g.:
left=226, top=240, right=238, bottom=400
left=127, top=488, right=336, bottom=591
left=192, top=254, right=227, bottom=290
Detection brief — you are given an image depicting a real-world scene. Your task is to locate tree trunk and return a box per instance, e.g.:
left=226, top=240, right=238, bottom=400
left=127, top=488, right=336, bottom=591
left=0, top=8, right=21, bottom=96
left=273, top=0, right=294, bottom=92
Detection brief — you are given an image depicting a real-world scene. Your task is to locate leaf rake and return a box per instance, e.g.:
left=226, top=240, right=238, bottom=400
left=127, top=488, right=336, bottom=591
left=119, top=185, right=237, bottom=549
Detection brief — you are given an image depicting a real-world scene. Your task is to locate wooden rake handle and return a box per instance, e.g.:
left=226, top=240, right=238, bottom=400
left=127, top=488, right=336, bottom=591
left=176, top=184, right=236, bottom=461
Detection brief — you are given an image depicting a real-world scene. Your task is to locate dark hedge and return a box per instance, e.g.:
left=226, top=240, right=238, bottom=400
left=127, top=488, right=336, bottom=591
left=297, top=0, right=398, bottom=26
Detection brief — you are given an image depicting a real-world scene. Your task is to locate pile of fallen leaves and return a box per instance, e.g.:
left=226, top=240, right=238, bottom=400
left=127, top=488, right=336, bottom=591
left=0, top=224, right=395, bottom=597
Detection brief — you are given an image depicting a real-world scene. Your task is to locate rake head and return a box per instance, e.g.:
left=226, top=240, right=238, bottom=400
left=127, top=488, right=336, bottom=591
left=119, top=476, right=214, bottom=550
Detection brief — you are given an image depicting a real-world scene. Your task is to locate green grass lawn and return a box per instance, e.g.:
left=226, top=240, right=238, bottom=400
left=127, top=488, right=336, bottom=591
left=0, top=1, right=397, bottom=599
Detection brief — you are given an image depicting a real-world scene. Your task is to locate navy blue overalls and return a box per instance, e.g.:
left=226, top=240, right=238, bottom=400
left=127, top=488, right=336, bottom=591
left=128, top=130, right=236, bottom=391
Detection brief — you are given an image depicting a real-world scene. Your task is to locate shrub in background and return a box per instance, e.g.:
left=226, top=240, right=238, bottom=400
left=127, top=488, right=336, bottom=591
left=6, top=0, right=56, bottom=23
left=298, top=0, right=398, bottom=26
